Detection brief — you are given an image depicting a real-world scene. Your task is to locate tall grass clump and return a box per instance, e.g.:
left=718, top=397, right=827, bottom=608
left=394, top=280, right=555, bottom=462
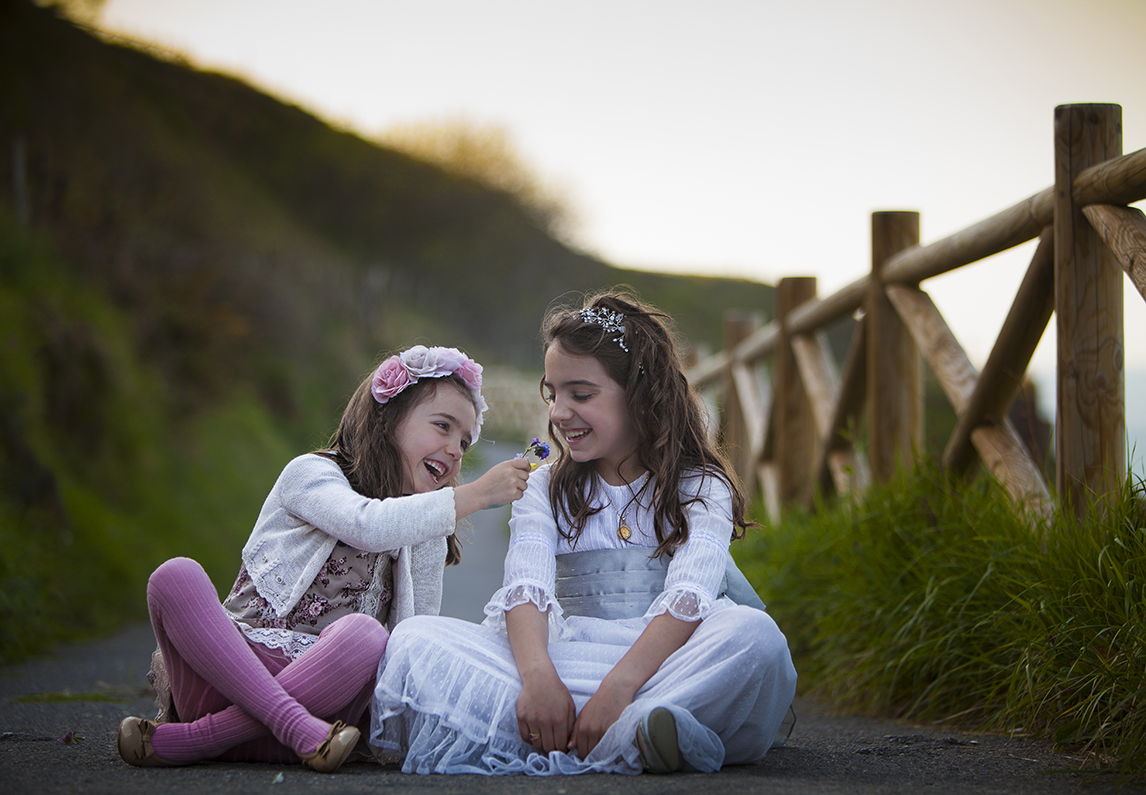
left=735, top=463, right=1146, bottom=781
left=1006, top=479, right=1146, bottom=778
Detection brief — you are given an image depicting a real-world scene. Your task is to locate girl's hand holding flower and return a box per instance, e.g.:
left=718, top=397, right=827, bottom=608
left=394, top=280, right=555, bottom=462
left=454, top=439, right=544, bottom=518
left=453, top=456, right=532, bottom=519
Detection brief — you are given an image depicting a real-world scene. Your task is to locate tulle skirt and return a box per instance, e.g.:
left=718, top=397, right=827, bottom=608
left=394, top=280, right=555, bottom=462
left=370, top=604, right=797, bottom=775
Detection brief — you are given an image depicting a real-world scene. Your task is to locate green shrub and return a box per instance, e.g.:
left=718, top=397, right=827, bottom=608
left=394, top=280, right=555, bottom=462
left=736, top=465, right=1146, bottom=782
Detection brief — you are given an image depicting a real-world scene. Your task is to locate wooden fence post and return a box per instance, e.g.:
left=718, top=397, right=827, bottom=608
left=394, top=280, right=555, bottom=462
left=720, top=311, right=760, bottom=494
left=1054, top=104, right=1125, bottom=515
left=776, top=277, right=819, bottom=505
left=868, top=211, right=923, bottom=481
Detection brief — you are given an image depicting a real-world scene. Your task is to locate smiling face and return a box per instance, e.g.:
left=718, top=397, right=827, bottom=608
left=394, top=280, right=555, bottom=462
left=393, top=382, right=478, bottom=494
left=544, top=343, right=640, bottom=486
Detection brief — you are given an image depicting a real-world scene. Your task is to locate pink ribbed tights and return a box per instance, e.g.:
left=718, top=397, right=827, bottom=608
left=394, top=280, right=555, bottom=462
left=144, top=556, right=388, bottom=763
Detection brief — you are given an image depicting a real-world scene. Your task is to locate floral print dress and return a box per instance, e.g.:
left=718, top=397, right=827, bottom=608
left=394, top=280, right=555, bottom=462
left=223, top=540, right=395, bottom=659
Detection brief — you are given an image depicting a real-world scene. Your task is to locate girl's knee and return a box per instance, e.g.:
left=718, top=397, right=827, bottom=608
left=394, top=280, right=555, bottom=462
left=385, top=615, right=466, bottom=655
left=323, top=613, right=389, bottom=652
left=147, top=557, right=209, bottom=601
left=712, top=607, right=790, bottom=659
left=387, top=614, right=434, bottom=644
left=735, top=610, right=797, bottom=687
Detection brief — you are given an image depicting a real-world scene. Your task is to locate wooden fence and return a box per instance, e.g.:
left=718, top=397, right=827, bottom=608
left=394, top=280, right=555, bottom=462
left=688, top=104, right=1146, bottom=524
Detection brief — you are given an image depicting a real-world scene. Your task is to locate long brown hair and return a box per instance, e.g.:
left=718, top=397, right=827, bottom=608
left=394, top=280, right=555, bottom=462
left=318, top=370, right=475, bottom=565
left=542, top=291, right=751, bottom=557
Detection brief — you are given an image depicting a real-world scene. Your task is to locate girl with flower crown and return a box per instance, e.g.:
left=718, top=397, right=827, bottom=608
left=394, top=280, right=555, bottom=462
left=370, top=294, right=797, bottom=775
left=116, top=346, right=532, bottom=774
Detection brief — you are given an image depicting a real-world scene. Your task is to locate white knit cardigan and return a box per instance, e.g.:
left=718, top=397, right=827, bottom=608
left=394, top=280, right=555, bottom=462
left=240, top=454, right=457, bottom=630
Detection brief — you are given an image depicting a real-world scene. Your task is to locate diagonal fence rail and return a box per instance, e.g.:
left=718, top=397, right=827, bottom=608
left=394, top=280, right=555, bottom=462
left=689, top=104, right=1146, bottom=524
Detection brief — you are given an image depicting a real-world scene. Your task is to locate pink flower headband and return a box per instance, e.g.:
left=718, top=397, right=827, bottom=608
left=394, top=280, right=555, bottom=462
left=371, top=345, right=488, bottom=443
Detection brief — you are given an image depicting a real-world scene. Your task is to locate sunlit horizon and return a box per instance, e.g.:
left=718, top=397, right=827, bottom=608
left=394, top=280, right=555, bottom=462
left=94, top=0, right=1146, bottom=385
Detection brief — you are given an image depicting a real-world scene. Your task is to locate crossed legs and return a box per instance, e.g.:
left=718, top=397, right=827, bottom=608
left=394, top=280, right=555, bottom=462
left=144, top=557, right=387, bottom=763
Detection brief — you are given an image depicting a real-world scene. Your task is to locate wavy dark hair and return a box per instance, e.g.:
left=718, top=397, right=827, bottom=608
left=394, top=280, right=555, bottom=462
left=542, top=291, right=751, bottom=557
left=316, top=368, right=476, bottom=565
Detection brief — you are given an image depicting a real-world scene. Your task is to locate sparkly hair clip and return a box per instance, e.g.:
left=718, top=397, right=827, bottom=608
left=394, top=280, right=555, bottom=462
left=579, top=307, right=629, bottom=353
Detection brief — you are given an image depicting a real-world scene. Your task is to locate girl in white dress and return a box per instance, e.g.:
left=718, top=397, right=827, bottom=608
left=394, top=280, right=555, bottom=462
left=371, top=293, right=797, bottom=775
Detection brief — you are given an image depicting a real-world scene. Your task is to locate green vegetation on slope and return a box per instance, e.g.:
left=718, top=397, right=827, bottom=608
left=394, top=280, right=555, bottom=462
left=1, top=0, right=775, bottom=368
left=0, top=215, right=303, bottom=660
left=0, top=0, right=776, bottom=660
left=737, top=465, right=1146, bottom=782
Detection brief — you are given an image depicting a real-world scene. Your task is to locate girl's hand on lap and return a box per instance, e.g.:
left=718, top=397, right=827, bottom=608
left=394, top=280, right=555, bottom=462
left=517, top=669, right=576, bottom=754
left=569, top=678, right=633, bottom=758
left=453, top=458, right=531, bottom=519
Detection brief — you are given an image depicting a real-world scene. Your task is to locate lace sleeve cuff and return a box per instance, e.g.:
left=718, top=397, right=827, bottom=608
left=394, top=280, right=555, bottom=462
left=481, top=582, right=564, bottom=633
left=643, top=584, right=724, bottom=623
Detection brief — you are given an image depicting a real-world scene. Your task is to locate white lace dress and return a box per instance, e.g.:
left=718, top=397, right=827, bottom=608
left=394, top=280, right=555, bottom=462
left=370, top=465, right=797, bottom=775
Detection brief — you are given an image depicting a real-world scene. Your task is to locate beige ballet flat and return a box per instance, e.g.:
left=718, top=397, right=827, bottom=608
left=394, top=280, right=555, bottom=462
left=299, top=721, right=360, bottom=774
left=117, top=716, right=181, bottom=767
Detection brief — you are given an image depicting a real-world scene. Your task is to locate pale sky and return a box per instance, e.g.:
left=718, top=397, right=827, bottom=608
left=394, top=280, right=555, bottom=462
left=97, top=0, right=1146, bottom=378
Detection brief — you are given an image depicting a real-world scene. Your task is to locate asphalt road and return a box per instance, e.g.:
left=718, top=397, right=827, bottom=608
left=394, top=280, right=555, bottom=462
left=1, top=443, right=1136, bottom=793
left=0, top=618, right=1126, bottom=795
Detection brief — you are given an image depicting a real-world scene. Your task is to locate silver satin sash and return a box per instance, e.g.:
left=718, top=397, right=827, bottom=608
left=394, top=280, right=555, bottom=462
left=554, top=547, right=766, bottom=620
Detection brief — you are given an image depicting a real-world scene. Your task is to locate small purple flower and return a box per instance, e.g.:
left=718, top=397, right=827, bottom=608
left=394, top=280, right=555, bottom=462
left=515, top=438, right=551, bottom=469
left=529, top=438, right=551, bottom=460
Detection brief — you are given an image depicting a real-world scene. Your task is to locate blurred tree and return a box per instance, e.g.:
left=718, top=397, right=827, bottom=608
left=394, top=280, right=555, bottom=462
left=379, top=116, right=580, bottom=244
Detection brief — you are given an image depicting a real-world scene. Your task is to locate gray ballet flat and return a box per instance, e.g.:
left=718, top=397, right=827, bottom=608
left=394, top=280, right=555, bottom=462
left=636, top=707, right=683, bottom=774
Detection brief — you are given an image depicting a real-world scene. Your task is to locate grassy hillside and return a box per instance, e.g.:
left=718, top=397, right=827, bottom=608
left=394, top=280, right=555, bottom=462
left=0, top=0, right=776, bottom=660
left=0, top=213, right=301, bottom=660
left=1, top=0, right=774, bottom=365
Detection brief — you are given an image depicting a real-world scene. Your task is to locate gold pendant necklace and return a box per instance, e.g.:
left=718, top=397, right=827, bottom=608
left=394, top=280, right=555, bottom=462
left=616, top=517, right=632, bottom=541
left=603, top=473, right=647, bottom=542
